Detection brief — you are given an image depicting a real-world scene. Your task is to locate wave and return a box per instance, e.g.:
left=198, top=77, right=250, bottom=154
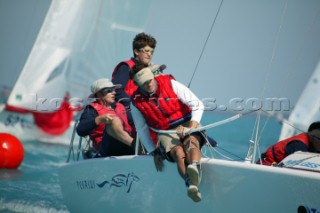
left=0, top=199, right=69, bottom=213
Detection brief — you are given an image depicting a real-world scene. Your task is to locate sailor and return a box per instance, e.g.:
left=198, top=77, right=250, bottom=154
left=76, top=78, right=138, bottom=158
left=257, top=121, right=320, bottom=165
left=112, top=32, right=171, bottom=145
left=112, top=32, right=157, bottom=129
left=129, top=62, right=208, bottom=202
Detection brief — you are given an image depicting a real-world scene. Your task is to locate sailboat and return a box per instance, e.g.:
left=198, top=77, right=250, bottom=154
left=0, top=0, right=151, bottom=144
left=54, top=0, right=320, bottom=212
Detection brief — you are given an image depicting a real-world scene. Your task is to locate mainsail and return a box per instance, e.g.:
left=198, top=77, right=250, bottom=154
left=4, top=0, right=152, bottom=135
left=279, top=60, right=320, bottom=140
left=7, top=0, right=152, bottom=111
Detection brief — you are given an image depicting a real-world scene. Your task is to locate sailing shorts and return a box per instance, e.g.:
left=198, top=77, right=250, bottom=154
left=157, top=123, right=206, bottom=162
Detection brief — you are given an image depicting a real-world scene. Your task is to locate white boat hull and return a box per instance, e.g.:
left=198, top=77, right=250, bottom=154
left=0, top=104, right=77, bottom=144
left=59, top=155, right=320, bottom=213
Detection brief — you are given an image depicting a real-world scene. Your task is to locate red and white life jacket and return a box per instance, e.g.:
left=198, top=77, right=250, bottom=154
left=89, top=102, right=131, bottom=150
left=112, top=59, right=137, bottom=96
left=132, top=75, right=192, bottom=130
left=263, top=133, right=310, bottom=165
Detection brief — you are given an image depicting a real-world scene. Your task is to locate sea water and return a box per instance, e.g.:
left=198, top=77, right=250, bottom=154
left=0, top=111, right=282, bottom=213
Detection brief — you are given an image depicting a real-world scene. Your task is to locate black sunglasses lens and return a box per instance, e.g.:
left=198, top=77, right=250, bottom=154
left=101, top=88, right=114, bottom=95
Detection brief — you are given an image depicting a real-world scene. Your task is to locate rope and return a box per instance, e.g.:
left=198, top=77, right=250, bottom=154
left=215, top=146, right=245, bottom=161
left=187, top=0, right=225, bottom=88
left=151, top=113, right=242, bottom=134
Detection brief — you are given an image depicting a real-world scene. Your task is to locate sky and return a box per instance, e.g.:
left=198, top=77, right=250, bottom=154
left=1, top=0, right=320, bottom=113
left=146, top=0, right=320, bottom=111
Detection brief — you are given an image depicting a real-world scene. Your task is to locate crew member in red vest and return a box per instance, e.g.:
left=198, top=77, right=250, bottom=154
left=112, top=32, right=157, bottom=127
left=257, top=121, right=320, bottom=166
left=129, top=62, right=209, bottom=203
left=76, top=78, right=137, bottom=158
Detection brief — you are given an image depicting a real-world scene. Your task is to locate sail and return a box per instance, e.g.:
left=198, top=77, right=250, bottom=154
left=279, top=60, right=320, bottom=140
left=7, top=0, right=153, bottom=112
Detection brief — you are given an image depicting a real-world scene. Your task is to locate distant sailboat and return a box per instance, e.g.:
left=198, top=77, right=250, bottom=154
left=0, top=0, right=150, bottom=144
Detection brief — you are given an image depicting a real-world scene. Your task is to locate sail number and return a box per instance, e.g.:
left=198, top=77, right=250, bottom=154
left=4, top=114, right=34, bottom=128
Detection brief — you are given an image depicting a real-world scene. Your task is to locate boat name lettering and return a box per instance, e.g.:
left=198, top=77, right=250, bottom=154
left=96, top=172, right=140, bottom=193
left=76, top=180, right=96, bottom=190
left=4, top=114, right=33, bottom=128
left=285, top=160, right=320, bottom=169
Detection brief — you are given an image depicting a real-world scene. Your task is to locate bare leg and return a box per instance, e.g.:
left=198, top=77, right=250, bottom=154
left=183, top=135, right=202, bottom=202
left=170, top=145, right=186, bottom=180
left=183, top=135, right=201, bottom=165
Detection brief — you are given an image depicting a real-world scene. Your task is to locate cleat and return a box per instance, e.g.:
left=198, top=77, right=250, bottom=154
left=187, top=185, right=202, bottom=202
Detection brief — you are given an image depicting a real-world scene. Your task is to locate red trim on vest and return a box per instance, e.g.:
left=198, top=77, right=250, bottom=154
left=112, top=59, right=138, bottom=96
left=132, top=75, right=192, bottom=130
left=264, top=133, right=310, bottom=164
left=89, top=102, right=131, bottom=150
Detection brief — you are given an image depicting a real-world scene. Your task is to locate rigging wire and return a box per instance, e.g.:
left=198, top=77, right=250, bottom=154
left=255, top=114, right=271, bottom=161
left=254, top=6, right=320, bottom=144
left=258, top=2, right=320, bottom=137
left=277, top=6, right=320, bottom=98
left=215, top=146, right=245, bottom=161
left=249, top=0, right=288, bottom=153
left=245, top=0, right=289, bottom=163
left=187, top=0, right=224, bottom=88
left=261, top=109, right=306, bottom=133
left=274, top=6, right=320, bottom=135
left=259, top=0, right=289, bottom=99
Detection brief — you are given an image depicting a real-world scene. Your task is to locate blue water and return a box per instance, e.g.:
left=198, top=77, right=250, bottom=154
left=0, top=111, right=282, bottom=213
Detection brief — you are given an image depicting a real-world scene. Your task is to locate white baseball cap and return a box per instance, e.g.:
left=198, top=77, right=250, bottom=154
left=90, top=78, right=121, bottom=94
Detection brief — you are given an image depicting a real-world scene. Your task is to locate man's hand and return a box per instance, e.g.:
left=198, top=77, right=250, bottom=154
left=188, top=120, right=199, bottom=129
left=96, top=114, right=113, bottom=125
left=176, top=120, right=199, bottom=138
left=176, top=125, right=190, bottom=138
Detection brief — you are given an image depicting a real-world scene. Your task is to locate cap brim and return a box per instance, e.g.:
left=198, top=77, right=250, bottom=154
left=99, top=84, right=122, bottom=91
left=134, top=68, right=154, bottom=86
left=113, top=84, right=122, bottom=89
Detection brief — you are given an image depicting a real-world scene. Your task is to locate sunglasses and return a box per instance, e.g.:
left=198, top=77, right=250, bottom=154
left=139, top=48, right=155, bottom=55
left=100, top=88, right=115, bottom=95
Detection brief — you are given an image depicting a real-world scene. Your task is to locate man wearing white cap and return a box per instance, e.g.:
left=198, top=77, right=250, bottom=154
left=77, top=78, right=137, bottom=157
left=129, top=62, right=207, bottom=202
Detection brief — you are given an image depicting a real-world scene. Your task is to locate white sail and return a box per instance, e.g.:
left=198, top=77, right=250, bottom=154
left=7, top=0, right=151, bottom=112
left=279, top=60, right=320, bottom=140
left=0, top=0, right=153, bottom=142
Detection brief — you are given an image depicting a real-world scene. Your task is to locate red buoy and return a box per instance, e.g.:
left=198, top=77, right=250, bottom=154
left=0, top=133, right=24, bottom=169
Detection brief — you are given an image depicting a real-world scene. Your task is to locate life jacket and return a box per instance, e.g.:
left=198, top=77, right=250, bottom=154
left=112, top=59, right=137, bottom=96
left=262, top=133, right=310, bottom=165
left=89, top=102, right=131, bottom=150
left=132, top=75, right=192, bottom=130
